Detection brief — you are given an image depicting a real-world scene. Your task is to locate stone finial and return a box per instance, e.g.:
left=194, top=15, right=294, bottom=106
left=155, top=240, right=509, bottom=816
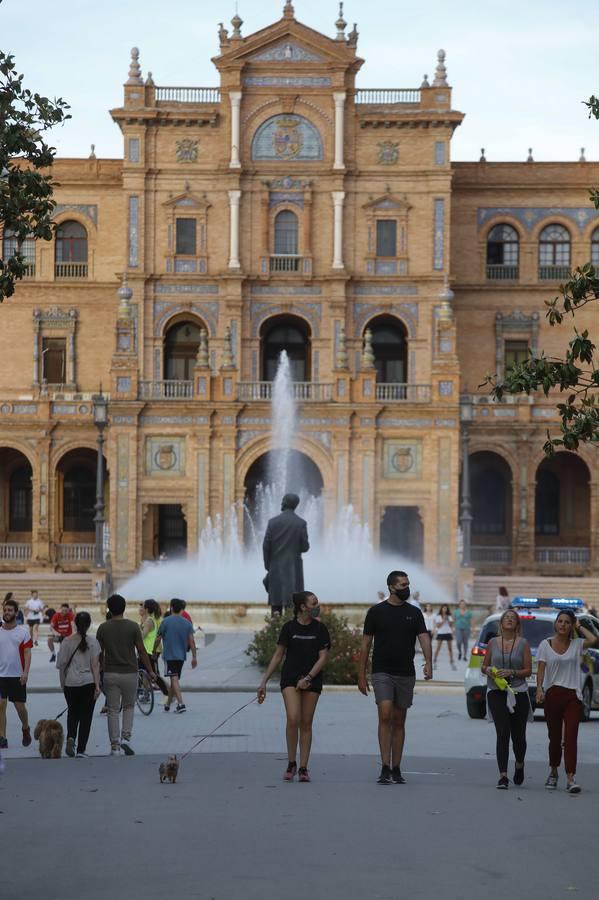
left=347, top=23, right=359, bottom=47
left=218, top=22, right=229, bottom=45
left=126, top=47, right=143, bottom=85
left=221, top=326, right=235, bottom=369
left=89, top=144, right=96, bottom=159
left=335, top=2, right=347, bottom=40
left=361, top=329, right=375, bottom=370
left=439, top=279, right=455, bottom=319
left=145, top=71, right=155, bottom=86
left=579, top=147, right=587, bottom=162
left=420, top=74, right=430, bottom=88
left=196, top=328, right=209, bottom=368
left=527, top=147, right=534, bottom=162
left=231, top=13, right=243, bottom=39
left=336, top=326, right=349, bottom=369
left=432, top=49, right=448, bottom=87
left=283, top=1, right=295, bottom=18
left=117, top=274, right=133, bottom=318
left=479, top=148, right=486, bottom=162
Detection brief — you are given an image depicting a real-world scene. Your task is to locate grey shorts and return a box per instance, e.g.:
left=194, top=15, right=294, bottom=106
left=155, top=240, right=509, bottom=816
left=371, top=672, right=416, bottom=709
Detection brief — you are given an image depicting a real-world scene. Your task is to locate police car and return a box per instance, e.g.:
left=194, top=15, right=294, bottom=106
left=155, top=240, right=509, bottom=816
left=464, top=597, right=599, bottom=721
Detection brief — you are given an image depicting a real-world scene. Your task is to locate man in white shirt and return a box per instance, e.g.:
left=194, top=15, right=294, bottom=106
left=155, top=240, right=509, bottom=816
left=25, top=590, right=44, bottom=646
left=0, top=597, right=33, bottom=749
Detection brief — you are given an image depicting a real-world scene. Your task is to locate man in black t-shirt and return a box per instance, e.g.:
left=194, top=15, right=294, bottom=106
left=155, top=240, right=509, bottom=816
left=358, top=570, right=432, bottom=784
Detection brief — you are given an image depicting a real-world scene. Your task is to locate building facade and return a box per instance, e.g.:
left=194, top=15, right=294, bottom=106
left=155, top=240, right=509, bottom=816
left=0, top=4, right=597, bottom=592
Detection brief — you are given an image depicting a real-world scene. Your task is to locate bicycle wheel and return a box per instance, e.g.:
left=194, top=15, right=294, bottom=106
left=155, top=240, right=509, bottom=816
left=136, top=670, right=154, bottom=716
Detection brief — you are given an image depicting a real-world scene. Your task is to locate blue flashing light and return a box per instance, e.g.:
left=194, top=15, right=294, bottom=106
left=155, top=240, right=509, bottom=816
left=512, top=596, right=583, bottom=610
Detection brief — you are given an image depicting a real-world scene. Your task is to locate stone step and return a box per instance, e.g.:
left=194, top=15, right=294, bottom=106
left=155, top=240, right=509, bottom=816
left=472, top=575, right=599, bottom=609
left=0, top=573, right=96, bottom=609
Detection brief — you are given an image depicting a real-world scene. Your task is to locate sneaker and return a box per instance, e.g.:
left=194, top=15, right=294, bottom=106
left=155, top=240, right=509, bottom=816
left=496, top=776, right=509, bottom=790
left=513, top=765, right=525, bottom=786
left=284, top=762, right=297, bottom=782
left=34, top=640, right=38, bottom=646
left=109, top=746, right=121, bottom=756
left=164, top=704, right=171, bottom=712
left=391, top=766, right=406, bottom=784
left=65, top=737, right=75, bottom=758
left=377, top=764, right=393, bottom=785
left=175, top=703, right=187, bottom=714
left=0, top=737, right=7, bottom=749
left=49, top=654, right=56, bottom=663
left=567, top=779, right=581, bottom=794
left=545, top=773, right=558, bottom=790
left=298, top=767, right=311, bottom=782
left=120, top=741, right=135, bottom=756
left=76, top=752, right=89, bottom=758
left=22, top=727, right=32, bottom=747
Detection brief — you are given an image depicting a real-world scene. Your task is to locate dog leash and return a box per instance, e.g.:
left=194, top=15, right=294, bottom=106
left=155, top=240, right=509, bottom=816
left=56, top=707, right=68, bottom=720
left=180, top=696, right=258, bottom=762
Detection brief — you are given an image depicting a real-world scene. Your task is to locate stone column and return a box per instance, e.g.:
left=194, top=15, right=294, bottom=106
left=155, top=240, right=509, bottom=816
left=459, top=426, right=472, bottom=567
left=331, top=191, right=345, bottom=269
left=333, top=92, right=346, bottom=170
left=228, top=190, right=241, bottom=269
left=229, top=91, right=242, bottom=169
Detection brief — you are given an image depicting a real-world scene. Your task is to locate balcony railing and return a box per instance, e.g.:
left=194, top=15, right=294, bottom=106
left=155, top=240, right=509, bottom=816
left=535, top=547, right=590, bottom=565
left=55, top=262, right=88, bottom=279
left=0, top=542, right=32, bottom=561
left=270, top=255, right=302, bottom=273
left=57, top=543, right=96, bottom=563
left=538, top=265, right=571, bottom=281
left=139, top=380, right=193, bottom=400
left=155, top=86, right=221, bottom=103
left=486, top=264, right=519, bottom=281
left=21, top=262, right=36, bottom=278
left=237, top=382, right=333, bottom=402
left=355, top=89, right=421, bottom=104
left=472, top=546, right=513, bottom=564
left=375, top=383, right=432, bottom=403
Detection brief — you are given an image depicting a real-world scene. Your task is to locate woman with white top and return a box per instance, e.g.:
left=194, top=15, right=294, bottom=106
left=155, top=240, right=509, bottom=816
left=433, top=604, right=456, bottom=670
left=536, top=609, right=598, bottom=794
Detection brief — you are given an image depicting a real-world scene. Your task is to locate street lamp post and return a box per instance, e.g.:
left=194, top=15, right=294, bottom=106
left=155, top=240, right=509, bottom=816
left=459, top=396, right=473, bottom=567
left=93, top=391, right=108, bottom=568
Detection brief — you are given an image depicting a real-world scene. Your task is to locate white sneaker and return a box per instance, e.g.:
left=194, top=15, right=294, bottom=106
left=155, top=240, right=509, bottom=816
left=76, top=752, right=89, bottom=758
left=567, top=779, right=581, bottom=794
left=109, top=746, right=121, bottom=756
left=120, top=741, right=135, bottom=756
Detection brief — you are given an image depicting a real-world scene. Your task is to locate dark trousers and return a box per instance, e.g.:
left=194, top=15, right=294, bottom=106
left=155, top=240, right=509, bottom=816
left=487, top=690, right=529, bottom=772
left=63, top=683, right=96, bottom=754
left=544, top=686, right=582, bottom=774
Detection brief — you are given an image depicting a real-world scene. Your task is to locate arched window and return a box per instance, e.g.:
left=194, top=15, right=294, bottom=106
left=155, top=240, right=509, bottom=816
left=63, top=466, right=95, bottom=532
left=164, top=320, right=202, bottom=381
left=9, top=465, right=32, bottom=532
left=535, top=469, right=560, bottom=535
left=368, top=316, right=407, bottom=384
left=262, top=316, right=310, bottom=382
left=274, top=210, right=299, bottom=255
left=538, top=224, right=570, bottom=279
left=470, top=454, right=511, bottom=536
left=591, top=226, right=599, bottom=266
left=486, top=224, right=519, bottom=279
left=55, top=221, right=88, bottom=263
left=2, top=228, right=35, bottom=275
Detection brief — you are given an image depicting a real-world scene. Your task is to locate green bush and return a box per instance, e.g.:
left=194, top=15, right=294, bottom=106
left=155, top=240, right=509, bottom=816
left=245, top=608, right=363, bottom=685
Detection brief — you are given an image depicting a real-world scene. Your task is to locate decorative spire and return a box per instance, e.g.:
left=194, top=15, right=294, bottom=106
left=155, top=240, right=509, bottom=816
left=336, top=326, right=349, bottom=369
left=347, top=23, right=359, bottom=48
left=439, top=279, right=455, bottom=319
left=432, top=49, right=448, bottom=87
left=420, top=74, right=430, bottom=88
left=89, top=144, right=96, bottom=159
left=579, top=147, right=587, bottom=162
left=196, top=328, right=209, bottom=368
left=479, top=147, right=486, bottom=162
left=283, top=1, right=295, bottom=18
left=126, top=47, right=143, bottom=85
left=361, top=329, right=375, bottom=370
left=221, top=326, right=235, bottom=369
left=145, top=71, right=154, bottom=86
left=231, top=12, right=243, bottom=39
left=527, top=147, right=534, bottom=162
left=335, top=2, right=347, bottom=40
left=117, top=274, right=133, bottom=319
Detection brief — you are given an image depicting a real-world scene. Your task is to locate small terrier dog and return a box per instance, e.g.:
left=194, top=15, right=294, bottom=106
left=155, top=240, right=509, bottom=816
left=33, top=719, right=64, bottom=759
left=159, top=755, right=180, bottom=783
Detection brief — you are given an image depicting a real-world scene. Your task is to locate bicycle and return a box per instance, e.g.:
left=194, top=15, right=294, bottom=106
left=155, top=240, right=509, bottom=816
left=136, top=668, right=155, bottom=716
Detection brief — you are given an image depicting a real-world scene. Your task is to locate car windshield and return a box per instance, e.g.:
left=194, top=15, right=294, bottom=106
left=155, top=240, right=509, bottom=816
left=478, top=618, right=554, bottom=651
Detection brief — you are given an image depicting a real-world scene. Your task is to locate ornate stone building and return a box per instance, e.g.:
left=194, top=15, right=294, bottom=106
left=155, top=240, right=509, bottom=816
left=0, top=4, right=597, bottom=599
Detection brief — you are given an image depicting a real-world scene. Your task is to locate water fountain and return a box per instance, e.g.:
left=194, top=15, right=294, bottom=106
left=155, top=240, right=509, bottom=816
left=122, top=353, right=451, bottom=612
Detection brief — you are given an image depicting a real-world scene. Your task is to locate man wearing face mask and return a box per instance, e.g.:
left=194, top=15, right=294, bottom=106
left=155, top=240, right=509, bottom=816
left=358, top=570, right=432, bottom=784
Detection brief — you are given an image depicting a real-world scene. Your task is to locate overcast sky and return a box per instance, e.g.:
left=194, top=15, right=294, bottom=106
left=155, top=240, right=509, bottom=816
left=2, top=0, right=597, bottom=162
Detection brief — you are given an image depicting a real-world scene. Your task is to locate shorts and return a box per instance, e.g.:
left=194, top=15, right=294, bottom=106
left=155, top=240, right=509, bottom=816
left=0, top=676, right=27, bottom=703
left=436, top=633, right=453, bottom=642
left=371, top=672, right=416, bottom=709
left=165, top=659, right=184, bottom=678
left=280, top=672, right=323, bottom=695
left=27, top=619, right=41, bottom=627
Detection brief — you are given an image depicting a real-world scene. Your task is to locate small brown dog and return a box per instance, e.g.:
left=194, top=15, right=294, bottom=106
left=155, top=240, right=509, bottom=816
left=159, top=755, right=180, bottom=783
left=33, top=719, right=64, bottom=759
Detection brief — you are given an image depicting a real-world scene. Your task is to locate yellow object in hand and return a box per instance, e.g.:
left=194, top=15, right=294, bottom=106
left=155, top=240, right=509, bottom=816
left=489, top=666, right=510, bottom=691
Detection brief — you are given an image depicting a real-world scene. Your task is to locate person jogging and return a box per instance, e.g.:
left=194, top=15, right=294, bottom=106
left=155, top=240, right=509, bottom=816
left=0, top=597, right=33, bottom=749
left=48, top=603, right=74, bottom=662
left=536, top=609, right=598, bottom=794
left=358, top=570, right=432, bottom=785
left=258, top=591, right=330, bottom=783
left=153, top=598, right=197, bottom=713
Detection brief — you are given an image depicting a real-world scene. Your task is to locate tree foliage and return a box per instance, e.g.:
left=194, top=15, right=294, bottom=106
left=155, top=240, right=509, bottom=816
left=0, top=45, right=70, bottom=301
left=485, top=97, right=599, bottom=457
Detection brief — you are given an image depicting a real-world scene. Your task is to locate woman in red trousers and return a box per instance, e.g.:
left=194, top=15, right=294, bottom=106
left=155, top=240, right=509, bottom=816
left=536, top=609, right=598, bottom=794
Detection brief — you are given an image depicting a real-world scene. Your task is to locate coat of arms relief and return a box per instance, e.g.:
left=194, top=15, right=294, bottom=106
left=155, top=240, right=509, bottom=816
left=176, top=139, right=199, bottom=163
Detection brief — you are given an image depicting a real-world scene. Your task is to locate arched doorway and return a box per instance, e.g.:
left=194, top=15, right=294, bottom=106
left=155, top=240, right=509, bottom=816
left=366, top=315, right=408, bottom=383
left=535, top=453, right=590, bottom=566
left=261, top=315, right=311, bottom=382
left=56, top=448, right=108, bottom=563
left=0, top=449, right=33, bottom=560
left=380, top=507, right=423, bottom=562
left=164, top=319, right=204, bottom=381
left=470, top=451, right=513, bottom=566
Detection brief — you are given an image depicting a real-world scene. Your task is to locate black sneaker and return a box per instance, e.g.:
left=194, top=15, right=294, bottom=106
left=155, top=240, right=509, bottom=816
left=377, top=765, right=393, bottom=784
left=496, top=776, right=509, bottom=790
left=175, top=703, right=187, bottom=714
left=0, top=737, right=7, bottom=749
left=49, top=654, right=56, bottom=663
left=120, top=741, right=135, bottom=756
left=513, top=765, right=525, bottom=786
left=391, top=766, right=406, bottom=784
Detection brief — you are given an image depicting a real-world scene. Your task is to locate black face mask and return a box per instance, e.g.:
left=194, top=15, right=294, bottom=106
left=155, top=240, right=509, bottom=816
left=310, top=605, right=321, bottom=620
left=394, top=588, right=410, bottom=602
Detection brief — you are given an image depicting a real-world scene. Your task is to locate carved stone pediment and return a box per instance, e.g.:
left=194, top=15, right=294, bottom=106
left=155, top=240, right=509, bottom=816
left=362, top=193, right=412, bottom=213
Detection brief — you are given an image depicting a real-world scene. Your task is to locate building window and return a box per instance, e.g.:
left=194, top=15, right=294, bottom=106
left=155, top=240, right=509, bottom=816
left=55, top=221, right=88, bottom=262
left=369, top=315, right=407, bottom=383
left=164, top=320, right=202, bottom=381
left=591, top=226, right=599, bottom=266
left=274, top=210, right=299, bottom=255
left=175, top=219, right=197, bottom=255
left=262, top=315, right=310, bottom=382
left=42, top=337, right=66, bottom=384
left=535, top=469, right=560, bottom=535
left=539, top=224, right=570, bottom=279
left=63, top=466, right=96, bottom=533
left=376, top=220, right=397, bottom=257
left=487, top=224, right=519, bottom=279
left=504, top=340, right=529, bottom=371
left=9, top=466, right=32, bottom=532
left=2, top=228, right=36, bottom=275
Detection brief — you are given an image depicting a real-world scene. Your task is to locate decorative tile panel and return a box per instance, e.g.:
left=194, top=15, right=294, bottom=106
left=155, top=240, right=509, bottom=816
left=384, top=439, right=422, bottom=479
left=154, top=283, right=218, bottom=295
left=252, top=115, right=323, bottom=162
left=128, top=138, right=140, bottom=163
left=249, top=42, right=324, bottom=62
left=439, top=381, right=453, bottom=396
left=477, top=206, right=599, bottom=232
left=128, top=196, right=139, bottom=267
left=145, top=437, right=186, bottom=476
left=434, top=141, right=446, bottom=165
left=250, top=285, right=321, bottom=296
left=244, top=76, right=332, bottom=87
left=116, top=434, right=129, bottom=564
left=353, top=284, right=418, bottom=296
left=54, top=204, right=98, bottom=226
left=116, top=377, right=132, bottom=393
left=433, top=198, right=445, bottom=271
left=437, top=437, right=451, bottom=566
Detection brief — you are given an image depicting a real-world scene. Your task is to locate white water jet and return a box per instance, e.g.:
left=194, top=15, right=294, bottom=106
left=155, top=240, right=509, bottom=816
left=122, top=353, right=451, bottom=606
